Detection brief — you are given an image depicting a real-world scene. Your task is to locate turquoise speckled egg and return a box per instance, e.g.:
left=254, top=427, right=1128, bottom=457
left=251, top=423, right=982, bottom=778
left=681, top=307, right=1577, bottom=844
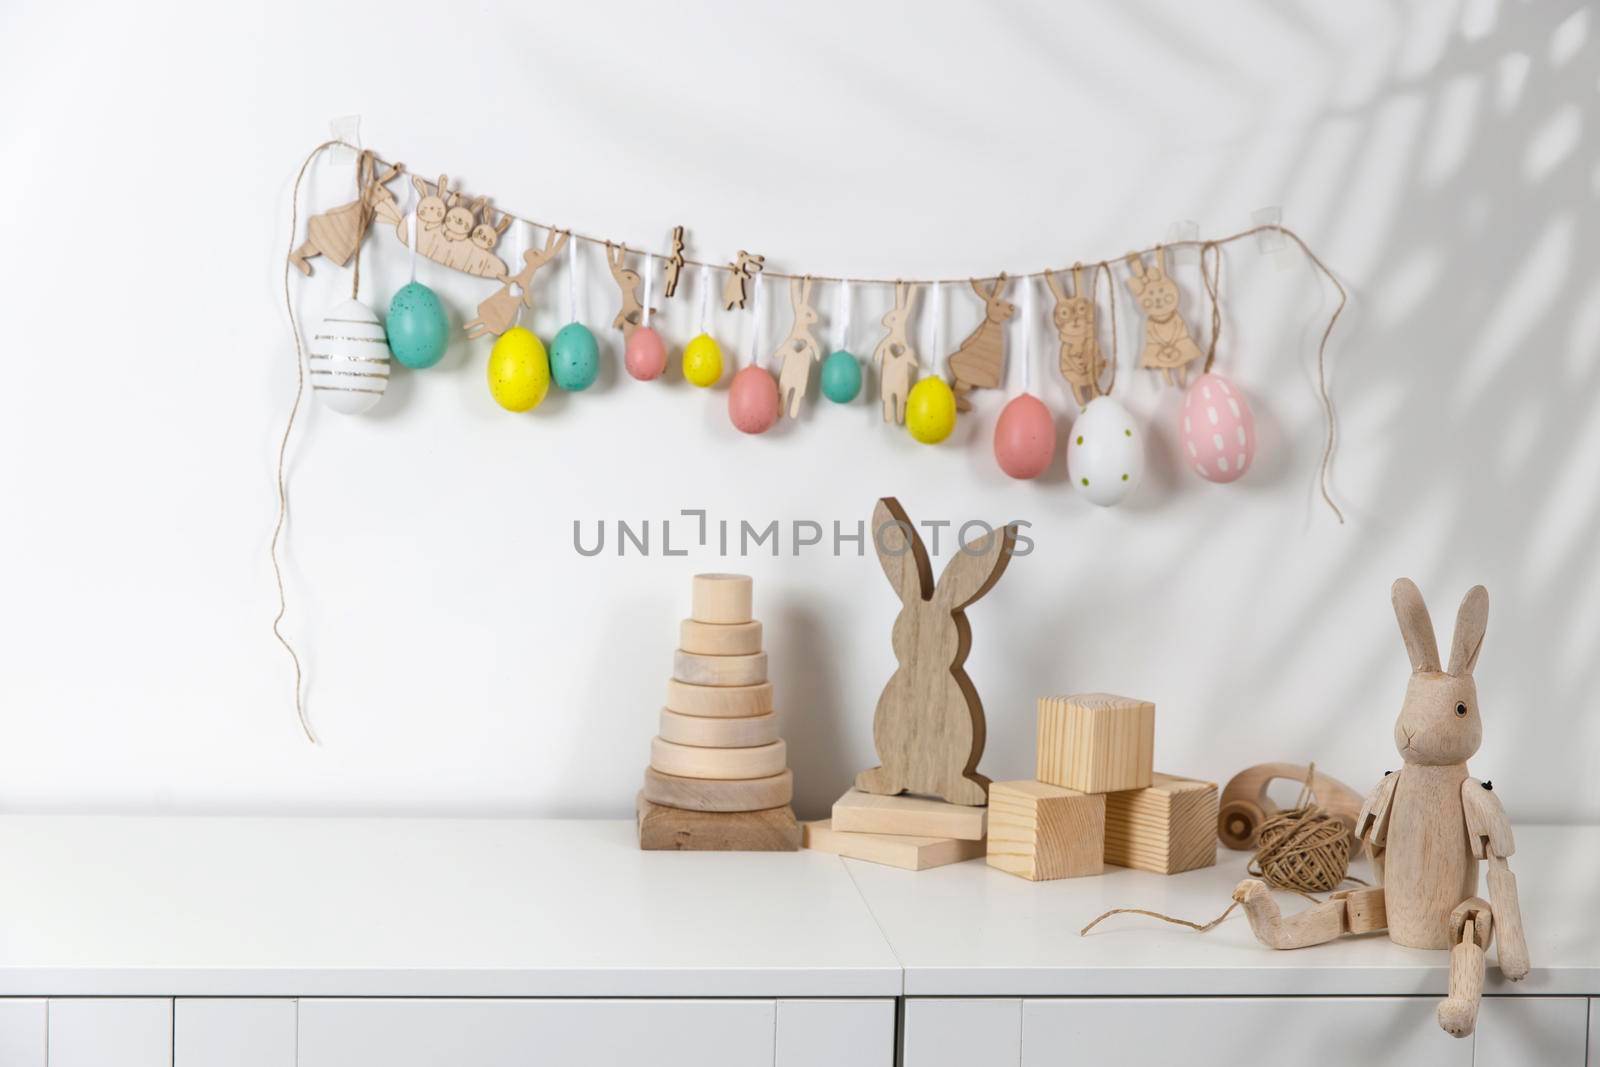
left=820, top=350, right=862, bottom=403
left=550, top=322, right=600, bottom=391
left=386, top=282, right=449, bottom=369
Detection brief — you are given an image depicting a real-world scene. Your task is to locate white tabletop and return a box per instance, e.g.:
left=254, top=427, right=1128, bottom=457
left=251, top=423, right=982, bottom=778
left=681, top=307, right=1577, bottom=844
left=845, top=824, right=1600, bottom=996
left=0, top=816, right=900, bottom=997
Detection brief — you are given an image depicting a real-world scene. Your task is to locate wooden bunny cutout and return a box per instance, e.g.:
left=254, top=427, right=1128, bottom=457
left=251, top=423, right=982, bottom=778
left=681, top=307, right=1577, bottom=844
left=289, top=154, right=403, bottom=276
left=1125, top=247, right=1201, bottom=386
left=873, top=282, right=919, bottom=425
left=1234, top=580, right=1529, bottom=1039
left=605, top=242, right=652, bottom=341
left=374, top=174, right=510, bottom=281
left=947, top=275, right=1015, bottom=412
left=463, top=229, right=570, bottom=339
left=774, top=277, right=822, bottom=418
left=664, top=226, right=687, bottom=298
left=722, top=250, right=765, bottom=310
left=1044, top=264, right=1106, bottom=407
left=855, top=497, right=1018, bottom=807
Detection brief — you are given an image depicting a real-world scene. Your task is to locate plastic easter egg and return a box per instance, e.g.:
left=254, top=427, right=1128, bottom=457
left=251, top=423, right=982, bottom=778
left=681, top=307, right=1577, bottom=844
left=625, top=326, right=667, bottom=381
left=1181, top=372, right=1256, bottom=483
left=728, top=365, right=780, bottom=434
left=993, top=392, right=1057, bottom=479
left=309, top=298, right=390, bottom=414
left=386, top=282, right=449, bottom=369
left=683, top=332, right=723, bottom=387
left=820, top=350, right=862, bottom=403
left=1066, top=396, right=1143, bottom=506
left=487, top=326, right=550, bottom=412
left=905, top=376, right=957, bottom=444
left=550, top=322, right=599, bottom=391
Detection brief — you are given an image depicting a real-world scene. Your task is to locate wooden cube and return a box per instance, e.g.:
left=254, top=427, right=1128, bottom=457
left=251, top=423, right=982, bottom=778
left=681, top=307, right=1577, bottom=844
left=1036, top=693, right=1155, bottom=794
left=1103, top=772, right=1218, bottom=874
left=985, top=780, right=1104, bottom=881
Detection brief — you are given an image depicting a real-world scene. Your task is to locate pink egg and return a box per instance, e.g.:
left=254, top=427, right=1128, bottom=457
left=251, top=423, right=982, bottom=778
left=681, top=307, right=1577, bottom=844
left=993, top=392, right=1057, bottom=479
left=625, top=326, right=667, bottom=381
left=1180, top=372, right=1256, bottom=483
left=728, top=365, right=780, bottom=434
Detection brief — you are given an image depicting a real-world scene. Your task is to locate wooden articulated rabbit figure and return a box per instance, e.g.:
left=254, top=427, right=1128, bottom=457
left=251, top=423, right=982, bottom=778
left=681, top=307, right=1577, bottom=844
left=873, top=283, right=919, bottom=425
left=775, top=277, right=821, bottom=418
left=855, top=497, right=1018, bottom=808
left=1233, top=579, right=1529, bottom=1039
left=947, top=275, right=1015, bottom=412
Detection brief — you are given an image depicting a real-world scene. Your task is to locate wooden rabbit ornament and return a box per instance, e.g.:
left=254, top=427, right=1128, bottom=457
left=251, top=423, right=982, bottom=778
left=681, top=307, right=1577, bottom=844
left=855, top=497, right=1018, bottom=807
left=1044, top=264, right=1106, bottom=407
left=463, top=229, right=570, bottom=340
left=289, top=153, right=403, bottom=276
left=947, top=275, right=1015, bottom=412
left=1125, top=247, right=1202, bottom=386
left=775, top=277, right=822, bottom=418
left=373, top=174, right=510, bottom=281
left=723, top=250, right=765, bottom=310
left=1233, top=579, right=1529, bottom=1039
left=606, top=242, right=652, bottom=341
left=873, top=283, right=919, bottom=425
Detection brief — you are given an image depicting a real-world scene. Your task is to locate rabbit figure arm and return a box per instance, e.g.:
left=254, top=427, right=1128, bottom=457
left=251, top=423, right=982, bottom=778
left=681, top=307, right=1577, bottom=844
left=1463, top=779, right=1529, bottom=980
left=1356, top=771, right=1400, bottom=854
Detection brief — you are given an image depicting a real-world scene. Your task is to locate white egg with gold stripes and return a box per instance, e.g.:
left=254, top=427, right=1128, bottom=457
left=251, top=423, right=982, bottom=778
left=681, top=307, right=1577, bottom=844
left=308, top=298, right=391, bottom=414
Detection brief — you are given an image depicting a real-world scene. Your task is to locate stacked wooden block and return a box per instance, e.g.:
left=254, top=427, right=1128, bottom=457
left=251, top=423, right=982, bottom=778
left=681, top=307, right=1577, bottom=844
left=803, top=789, right=987, bottom=871
left=637, top=574, right=800, bottom=851
left=986, top=693, right=1218, bottom=881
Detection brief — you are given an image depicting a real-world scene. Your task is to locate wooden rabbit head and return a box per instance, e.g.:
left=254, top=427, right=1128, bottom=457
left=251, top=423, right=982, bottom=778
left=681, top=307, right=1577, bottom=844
left=1126, top=248, right=1179, bottom=318
left=1391, top=579, right=1488, bottom=766
left=881, top=282, right=914, bottom=338
left=469, top=200, right=511, bottom=251
left=414, top=174, right=451, bottom=227
left=790, top=277, right=818, bottom=329
left=973, top=275, right=1016, bottom=324
left=361, top=161, right=403, bottom=212
left=442, top=194, right=476, bottom=242
left=1047, top=265, right=1094, bottom=335
left=856, top=497, right=1018, bottom=807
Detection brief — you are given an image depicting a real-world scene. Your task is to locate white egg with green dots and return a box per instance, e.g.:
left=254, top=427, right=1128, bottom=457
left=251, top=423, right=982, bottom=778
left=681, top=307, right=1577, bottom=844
left=1066, top=396, right=1143, bottom=506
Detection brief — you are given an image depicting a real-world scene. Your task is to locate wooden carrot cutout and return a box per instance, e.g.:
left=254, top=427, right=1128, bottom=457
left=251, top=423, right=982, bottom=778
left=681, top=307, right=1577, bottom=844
left=373, top=173, right=510, bottom=281
left=464, top=229, right=570, bottom=339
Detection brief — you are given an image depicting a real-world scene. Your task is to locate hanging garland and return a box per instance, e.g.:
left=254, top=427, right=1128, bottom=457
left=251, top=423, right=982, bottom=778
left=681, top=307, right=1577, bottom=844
left=276, top=140, right=1349, bottom=740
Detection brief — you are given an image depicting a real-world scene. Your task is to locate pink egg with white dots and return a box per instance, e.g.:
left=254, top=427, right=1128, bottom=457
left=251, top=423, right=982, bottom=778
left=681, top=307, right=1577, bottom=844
left=1180, top=372, right=1256, bottom=483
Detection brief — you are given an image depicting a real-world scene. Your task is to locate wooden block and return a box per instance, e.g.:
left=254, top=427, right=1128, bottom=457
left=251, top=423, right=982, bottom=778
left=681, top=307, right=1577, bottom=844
left=637, top=795, right=799, bottom=851
left=1103, top=772, right=1218, bottom=875
left=673, top=650, right=767, bottom=687
left=802, top=820, right=985, bottom=871
left=679, top=619, right=763, bottom=656
left=650, top=737, right=787, bottom=780
left=692, top=573, right=753, bottom=624
left=665, top=680, right=773, bottom=718
left=831, top=789, right=987, bottom=841
left=1036, top=692, right=1155, bottom=794
left=641, top=766, right=793, bottom=812
left=659, top=708, right=778, bottom=748
left=985, top=780, right=1104, bottom=881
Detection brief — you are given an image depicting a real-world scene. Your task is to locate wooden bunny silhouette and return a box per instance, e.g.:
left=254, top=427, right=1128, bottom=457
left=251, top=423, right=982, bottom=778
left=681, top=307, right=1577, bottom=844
left=1234, top=579, right=1529, bottom=1039
left=464, top=199, right=511, bottom=276
left=375, top=174, right=509, bottom=280
left=288, top=153, right=403, bottom=276
left=855, top=497, right=1018, bottom=807
left=873, top=282, right=919, bottom=425
left=1125, top=247, right=1201, bottom=386
left=463, top=229, right=570, bottom=339
left=605, top=242, right=652, bottom=341
left=722, top=250, right=765, bottom=310
left=775, top=277, right=822, bottom=418
left=1044, top=264, right=1106, bottom=407
left=947, top=275, right=1015, bottom=412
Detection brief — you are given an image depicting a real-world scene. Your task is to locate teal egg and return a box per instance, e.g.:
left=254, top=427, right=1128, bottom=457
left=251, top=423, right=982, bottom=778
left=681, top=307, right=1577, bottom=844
left=386, top=282, right=449, bottom=369
left=820, top=350, right=862, bottom=403
left=550, top=322, right=600, bottom=391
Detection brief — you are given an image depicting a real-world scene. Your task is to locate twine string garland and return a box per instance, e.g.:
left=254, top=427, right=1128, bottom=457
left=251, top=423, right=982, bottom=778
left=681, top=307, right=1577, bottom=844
left=274, top=140, right=1351, bottom=741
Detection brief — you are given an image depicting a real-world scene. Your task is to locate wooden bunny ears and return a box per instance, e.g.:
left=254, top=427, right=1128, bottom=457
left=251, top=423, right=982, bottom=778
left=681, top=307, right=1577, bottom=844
left=1392, top=579, right=1489, bottom=676
left=872, top=497, right=1017, bottom=609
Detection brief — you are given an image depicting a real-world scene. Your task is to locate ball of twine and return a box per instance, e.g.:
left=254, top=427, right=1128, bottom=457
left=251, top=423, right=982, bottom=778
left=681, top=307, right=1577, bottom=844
left=1247, top=804, right=1351, bottom=893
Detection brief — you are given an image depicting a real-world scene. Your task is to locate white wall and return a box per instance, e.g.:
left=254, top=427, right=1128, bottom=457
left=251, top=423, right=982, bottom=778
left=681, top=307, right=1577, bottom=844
left=2, top=0, right=1596, bottom=821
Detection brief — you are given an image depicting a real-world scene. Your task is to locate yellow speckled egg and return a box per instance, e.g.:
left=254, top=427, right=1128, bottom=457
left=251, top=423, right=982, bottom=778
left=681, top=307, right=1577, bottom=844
left=683, top=332, right=723, bottom=388
left=905, top=376, right=957, bottom=444
left=487, top=326, right=550, bottom=412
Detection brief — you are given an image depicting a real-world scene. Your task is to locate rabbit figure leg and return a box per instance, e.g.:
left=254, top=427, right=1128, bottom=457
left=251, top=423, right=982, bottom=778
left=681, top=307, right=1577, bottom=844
left=1233, top=880, right=1386, bottom=949
left=290, top=241, right=317, bottom=275
left=1437, top=898, right=1493, bottom=1038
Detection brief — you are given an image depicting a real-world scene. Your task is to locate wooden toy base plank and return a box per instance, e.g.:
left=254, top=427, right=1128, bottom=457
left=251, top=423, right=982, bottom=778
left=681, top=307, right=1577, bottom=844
left=691, top=573, right=753, bottom=624
left=802, top=820, right=985, bottom=871
left=637, top=795, right=799, bottom=851
left=831, top=788, right=988, bottom=841
left=659, top=709, right=779, bottom=748
left=666, top=680, right=774, bottom=718
left=673, top=650, right=768, bottom=687
left=679, top=619, right=763, bottom=656
left=650, top=737, right=788, bottom=780
left=641, top=766, right=794, bottom=812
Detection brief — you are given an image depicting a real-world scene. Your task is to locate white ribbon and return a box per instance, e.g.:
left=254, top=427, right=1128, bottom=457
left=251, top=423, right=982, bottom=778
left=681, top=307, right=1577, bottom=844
left=837, top=280, right=852, bottom=354
left=747, top=272, right=764, bottom=368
